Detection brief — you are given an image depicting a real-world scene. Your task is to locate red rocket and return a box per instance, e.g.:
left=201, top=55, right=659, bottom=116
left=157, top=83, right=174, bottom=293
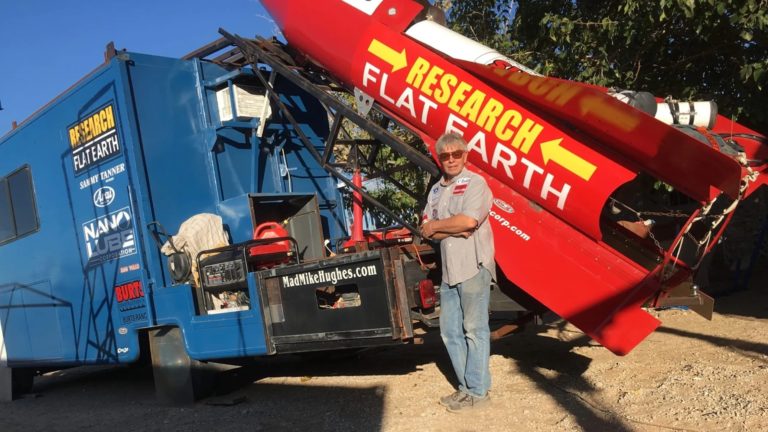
left=261, top=0, right=768, bottom=354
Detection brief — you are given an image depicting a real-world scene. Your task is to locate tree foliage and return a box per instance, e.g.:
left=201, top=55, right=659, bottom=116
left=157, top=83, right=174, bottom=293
left=441, top=0, right=768, bottom=134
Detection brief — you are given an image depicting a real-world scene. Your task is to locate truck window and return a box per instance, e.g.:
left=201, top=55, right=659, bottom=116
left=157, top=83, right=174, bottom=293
left=0, top=178, right=13, bottom=242
left=0, top=166, right=39, bottom=244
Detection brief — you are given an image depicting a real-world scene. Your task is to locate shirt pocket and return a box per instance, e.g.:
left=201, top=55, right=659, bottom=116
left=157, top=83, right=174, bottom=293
left=448, top=193, right=464, bottom=215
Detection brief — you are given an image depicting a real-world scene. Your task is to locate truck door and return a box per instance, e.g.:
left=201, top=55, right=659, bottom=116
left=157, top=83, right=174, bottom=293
left=67, top=100, right=149, bottom=363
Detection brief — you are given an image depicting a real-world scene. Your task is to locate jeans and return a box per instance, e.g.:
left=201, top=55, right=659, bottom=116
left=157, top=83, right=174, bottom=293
left=439, top=267, right=491, bottom=398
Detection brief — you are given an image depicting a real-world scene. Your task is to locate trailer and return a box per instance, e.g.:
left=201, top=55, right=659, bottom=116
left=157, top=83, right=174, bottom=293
left=0, top=39, right=439, bottom=403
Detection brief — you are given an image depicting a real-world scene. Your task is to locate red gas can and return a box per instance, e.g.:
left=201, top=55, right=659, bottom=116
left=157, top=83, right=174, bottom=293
left=248, top=222, right=292, bottom=267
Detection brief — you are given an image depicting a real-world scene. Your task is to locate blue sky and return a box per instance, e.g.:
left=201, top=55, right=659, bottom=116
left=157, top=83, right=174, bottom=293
left=0, top=0, right=277, bottom=132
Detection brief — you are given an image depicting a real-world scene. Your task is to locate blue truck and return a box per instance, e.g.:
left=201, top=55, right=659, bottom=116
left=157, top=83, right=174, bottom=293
left=0, top=38, right=440, bottom=403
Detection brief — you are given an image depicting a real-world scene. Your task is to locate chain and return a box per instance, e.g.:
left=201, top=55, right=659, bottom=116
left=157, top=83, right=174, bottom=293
left=609, top=198, right=689, bottom=219
left=610, top=199, right=665, bottom=253
left=647, top=227, right=665, bottom=254
left=609, top=199, right=731, bottom=221
left=637, top=210, right=691, bottom=218
left=608, top=166, right=759, bottom=275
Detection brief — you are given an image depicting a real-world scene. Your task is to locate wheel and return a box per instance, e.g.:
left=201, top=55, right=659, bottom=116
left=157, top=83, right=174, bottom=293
left=149, top=327, right=217, bottom=404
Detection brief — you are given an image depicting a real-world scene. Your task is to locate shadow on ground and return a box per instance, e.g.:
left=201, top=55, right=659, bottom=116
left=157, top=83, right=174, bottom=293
left=492, top=329, right=634, bottom=431
left=8, top=364, right=387, bottom=432
left=14, top=277, right=768, bottom=432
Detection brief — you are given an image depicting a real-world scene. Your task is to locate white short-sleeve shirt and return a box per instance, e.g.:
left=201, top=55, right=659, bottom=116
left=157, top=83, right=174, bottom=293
left=423, top=168, right=496, bottom=285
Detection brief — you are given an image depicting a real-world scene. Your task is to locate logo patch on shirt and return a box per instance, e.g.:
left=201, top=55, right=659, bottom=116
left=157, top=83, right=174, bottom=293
left=431, top=185, right=440, bottom=195
left=453, top=184, right=468, bottom=195
left=456, top=177, right=470, bottom=185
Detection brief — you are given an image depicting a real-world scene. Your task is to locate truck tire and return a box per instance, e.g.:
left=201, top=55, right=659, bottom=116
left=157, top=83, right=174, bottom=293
left=148, top=327, right=217, bottom=405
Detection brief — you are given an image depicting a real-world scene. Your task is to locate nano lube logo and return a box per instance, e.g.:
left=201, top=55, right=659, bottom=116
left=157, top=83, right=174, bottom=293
left=93, top=186, right=115, bottom=208
left=81, top=207, right=137, bottom=266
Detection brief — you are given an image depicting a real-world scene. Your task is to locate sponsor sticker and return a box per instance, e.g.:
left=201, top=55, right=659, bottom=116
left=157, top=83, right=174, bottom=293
left=281, top=264, right=378, bottom=288
left=117, top=347, right=130, bottom=354
left=115, top=280, right=146, bottom=313
left=78, top=162, right=126, bottom=190
left=118, top=327, right=128, bottom=335
left=494, top=198, right=514, bottom=213
left=119, top=263, right=140, bottom=274
left=121, top=312, right=147, bottom=325
left=115, top=280, right=144, bottom=303
left=82, top=207, right=136, bottom=266
left=68, top=104, right=122, bottom=175
left=93, top=186, right=115, bottom=207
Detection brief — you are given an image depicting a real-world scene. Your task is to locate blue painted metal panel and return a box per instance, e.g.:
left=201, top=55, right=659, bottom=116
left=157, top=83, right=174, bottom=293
left=218, top=195, right=253, bottom=243
left=0, top=285, right=33, bottom=361
left=263, top=78, right=348, bottom=240
left=124, top=53, right=220, bottom=239
left=21, top=281, right=64, bottom=361
left=0, top=61, right=146, bottom=366
left=153, top=274, right=268, bottom=358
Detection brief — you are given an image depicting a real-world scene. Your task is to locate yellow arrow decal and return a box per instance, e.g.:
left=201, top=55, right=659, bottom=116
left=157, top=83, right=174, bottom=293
left=540, top=138, right=597, bottom=181
left=579, top=95, right=641, bottom=132
left=367, top=39, right=408, bottom=72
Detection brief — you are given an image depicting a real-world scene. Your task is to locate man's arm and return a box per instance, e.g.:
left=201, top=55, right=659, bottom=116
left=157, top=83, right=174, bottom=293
left=420, top=194, right=463, bottom=240
left=420, top=214, right=477, bottom=238
left=422, top=176, right=492, bottom=240
left=429, top=230, right=472, bottom=241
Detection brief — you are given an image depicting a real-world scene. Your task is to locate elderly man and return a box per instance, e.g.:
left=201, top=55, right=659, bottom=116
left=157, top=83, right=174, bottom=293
left=420, top=132, right=495, bottom=412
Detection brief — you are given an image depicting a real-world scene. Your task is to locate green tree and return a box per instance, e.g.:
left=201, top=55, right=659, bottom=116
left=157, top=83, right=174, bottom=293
left=443, top=0, right=768, bottom=134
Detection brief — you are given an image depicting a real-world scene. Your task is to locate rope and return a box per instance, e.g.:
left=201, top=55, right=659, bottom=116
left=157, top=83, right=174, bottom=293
left=412, top=243, right=427, bottom=270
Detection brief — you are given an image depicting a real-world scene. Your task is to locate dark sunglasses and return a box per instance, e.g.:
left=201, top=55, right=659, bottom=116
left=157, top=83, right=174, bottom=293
left=438, top=150, right=465, bottom=161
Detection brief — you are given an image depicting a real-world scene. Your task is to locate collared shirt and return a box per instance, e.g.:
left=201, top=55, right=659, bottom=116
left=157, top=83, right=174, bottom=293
left=423, top=168, right=496, bottom=285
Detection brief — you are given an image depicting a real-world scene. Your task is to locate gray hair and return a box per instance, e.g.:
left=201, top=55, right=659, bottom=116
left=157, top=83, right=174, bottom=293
left=435, top=132, right=467, bottom=154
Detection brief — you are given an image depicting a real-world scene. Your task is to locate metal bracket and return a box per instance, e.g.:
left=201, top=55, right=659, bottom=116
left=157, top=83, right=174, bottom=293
left=354, top=88, right=374, bottom=117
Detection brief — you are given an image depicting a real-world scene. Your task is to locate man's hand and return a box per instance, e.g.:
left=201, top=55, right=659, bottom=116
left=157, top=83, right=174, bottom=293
left=454, top=230, right=472, bottom=238
left=420, top=220, right=437, bottom=239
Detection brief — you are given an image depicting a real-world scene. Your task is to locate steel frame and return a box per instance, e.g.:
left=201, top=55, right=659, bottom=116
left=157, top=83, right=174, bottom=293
left=187, top=32, right=440, bottom=235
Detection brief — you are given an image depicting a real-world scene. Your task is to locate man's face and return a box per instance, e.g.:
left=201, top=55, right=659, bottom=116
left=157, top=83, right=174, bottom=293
left=438, top=144, right=467, bottom=179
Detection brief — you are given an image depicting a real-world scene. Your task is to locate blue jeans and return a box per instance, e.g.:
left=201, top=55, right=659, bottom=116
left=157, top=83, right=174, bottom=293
left=439, top=267, right=491, bottom=398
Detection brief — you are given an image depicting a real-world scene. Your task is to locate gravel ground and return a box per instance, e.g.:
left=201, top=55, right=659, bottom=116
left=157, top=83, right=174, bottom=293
left=1, top=281, right=766, bottom=432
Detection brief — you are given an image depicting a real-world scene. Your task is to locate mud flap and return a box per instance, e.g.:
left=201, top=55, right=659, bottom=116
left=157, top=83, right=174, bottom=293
left=149, top=327, right=217, bottom=404
left=0, top=367, right=34, bottom=402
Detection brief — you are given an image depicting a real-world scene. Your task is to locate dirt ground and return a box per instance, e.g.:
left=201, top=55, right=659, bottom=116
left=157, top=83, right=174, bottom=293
left=0, top=277, right=766, bottom=432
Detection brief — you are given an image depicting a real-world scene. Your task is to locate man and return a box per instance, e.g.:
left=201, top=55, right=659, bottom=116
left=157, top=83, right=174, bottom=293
left=420, top=132, right=495, bottom=412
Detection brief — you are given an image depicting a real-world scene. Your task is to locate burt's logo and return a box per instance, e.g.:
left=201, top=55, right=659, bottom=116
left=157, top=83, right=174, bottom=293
left=115, top=281, right=144, bottom=303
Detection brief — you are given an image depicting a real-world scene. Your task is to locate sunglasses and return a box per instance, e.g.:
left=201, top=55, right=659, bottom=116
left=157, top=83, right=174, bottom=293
left=438, top=150, right=465, bottom=162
